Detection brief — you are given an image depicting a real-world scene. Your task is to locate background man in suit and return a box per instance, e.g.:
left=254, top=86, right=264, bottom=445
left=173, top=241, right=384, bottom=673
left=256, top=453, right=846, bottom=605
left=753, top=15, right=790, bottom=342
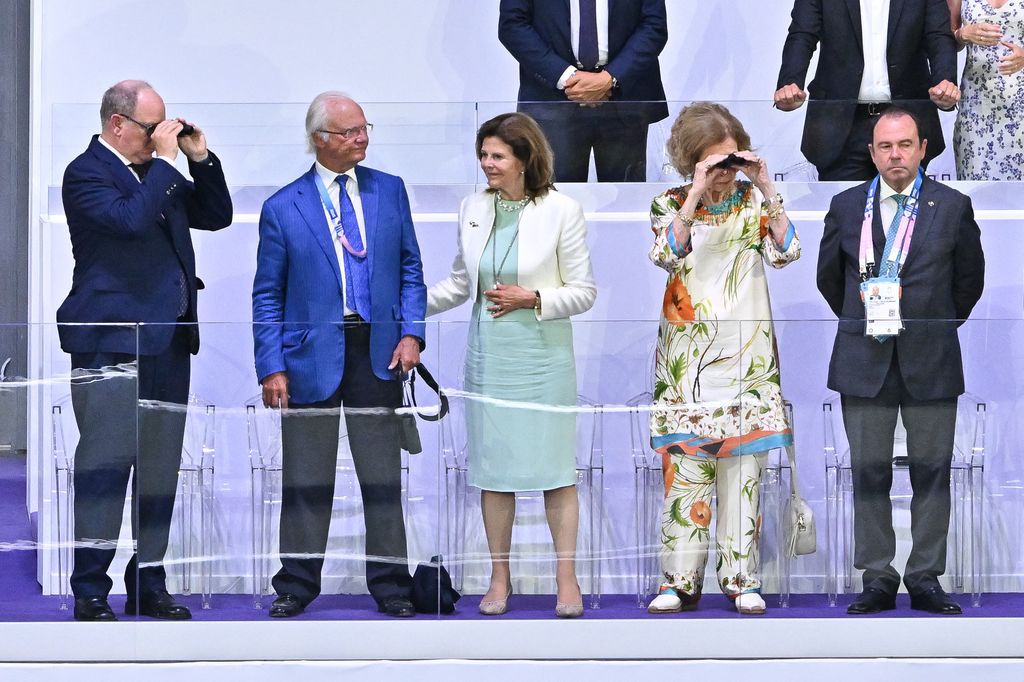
left=499, top=0, right=668, bottom=182
left=252, top=92, right=426, bottom=619
left=775, top=0, right=960, bottom=180
left=58, top=80, right=233, bottom=621
left=817, top=109, right=984, bottom=615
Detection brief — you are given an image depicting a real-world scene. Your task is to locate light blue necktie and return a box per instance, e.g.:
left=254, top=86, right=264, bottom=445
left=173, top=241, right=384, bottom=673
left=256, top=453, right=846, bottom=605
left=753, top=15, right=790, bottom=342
left=335, top=175, right=370, bottom=319
left=879, top=194, right=908, bottom=279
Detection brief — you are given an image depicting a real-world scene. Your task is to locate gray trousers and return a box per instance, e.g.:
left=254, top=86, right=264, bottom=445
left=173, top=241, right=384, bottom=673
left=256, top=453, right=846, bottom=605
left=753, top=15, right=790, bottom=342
left=841, top=357, right=957, bottom=595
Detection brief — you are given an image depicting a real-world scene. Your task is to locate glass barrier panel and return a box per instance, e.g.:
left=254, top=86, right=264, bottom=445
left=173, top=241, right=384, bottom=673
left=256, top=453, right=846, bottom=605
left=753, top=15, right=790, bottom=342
left=131, top=321, right=445, bottom=620
left=45, top=99, right=1024, bottom=202
left=1, top=314, right=1021, bottom=624
left=2, top=323, right=140, bottom=622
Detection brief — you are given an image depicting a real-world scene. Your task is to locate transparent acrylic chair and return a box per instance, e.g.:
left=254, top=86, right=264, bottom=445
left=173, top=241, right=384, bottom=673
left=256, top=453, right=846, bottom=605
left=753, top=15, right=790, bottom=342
left=245, top=395, right=411, bottom=608
left=173, top=397, right=216, bottom=609
left=627, top=392, right=796, bottom=608
left=823, top=391, right=986, bottom=607
left=442, top=394, right=605, bottom=609
left=51, top=393, right=216, bottom=611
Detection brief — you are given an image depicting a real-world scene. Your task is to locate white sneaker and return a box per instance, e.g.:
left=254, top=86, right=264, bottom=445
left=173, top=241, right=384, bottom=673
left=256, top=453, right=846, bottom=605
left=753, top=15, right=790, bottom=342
left=647, top=588, right=683, bottom=614
left=735, top=592, right=766, bottom=615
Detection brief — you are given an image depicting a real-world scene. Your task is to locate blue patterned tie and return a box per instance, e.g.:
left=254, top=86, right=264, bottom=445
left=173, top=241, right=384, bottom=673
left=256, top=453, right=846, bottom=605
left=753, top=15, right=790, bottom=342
left=880, top=194, right=908, bottom=279
left=336, top=175, right=370, bottom=319
left=578, top=0, right=599, bottom=70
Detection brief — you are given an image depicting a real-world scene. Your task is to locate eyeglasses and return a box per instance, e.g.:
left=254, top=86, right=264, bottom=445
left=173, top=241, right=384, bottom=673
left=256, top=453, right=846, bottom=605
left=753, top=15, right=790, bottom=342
left=317, top=123, right=374, bottom=140
left=117, top=113, right=159, bottom=137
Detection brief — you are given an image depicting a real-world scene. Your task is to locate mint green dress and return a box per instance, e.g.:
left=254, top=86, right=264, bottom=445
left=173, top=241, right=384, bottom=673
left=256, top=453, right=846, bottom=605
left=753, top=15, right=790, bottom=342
left=464, top=203, right=577, bottom=492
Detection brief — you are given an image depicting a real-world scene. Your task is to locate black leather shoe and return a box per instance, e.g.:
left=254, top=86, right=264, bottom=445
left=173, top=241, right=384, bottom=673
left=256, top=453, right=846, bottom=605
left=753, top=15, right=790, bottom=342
left=73, top=596, right=117, bottom=621
left=378, top=596, right=415, bottom=618
left=269, top=593, right=305, bottom=618
left=910, top=586, right=962, bottom=615
left=847, top=586, right=897, bottom=614
left=125, top=590, right=192, bottom=620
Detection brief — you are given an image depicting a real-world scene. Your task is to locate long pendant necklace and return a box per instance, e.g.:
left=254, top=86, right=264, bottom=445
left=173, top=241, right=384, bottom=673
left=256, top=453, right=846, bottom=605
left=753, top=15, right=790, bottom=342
left=491, top=194, right=526, bottom=286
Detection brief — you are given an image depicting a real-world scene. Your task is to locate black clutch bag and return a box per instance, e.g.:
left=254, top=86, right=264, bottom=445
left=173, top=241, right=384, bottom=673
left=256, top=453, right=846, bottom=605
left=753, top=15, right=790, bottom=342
left=411, top=554, right=461, bottom=614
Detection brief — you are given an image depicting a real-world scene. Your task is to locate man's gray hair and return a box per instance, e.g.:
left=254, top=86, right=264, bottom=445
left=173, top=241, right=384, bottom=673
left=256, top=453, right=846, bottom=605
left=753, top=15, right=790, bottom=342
left=305, top=90, right=351, bottom=153
left=99, top=80, right=153, bottom=128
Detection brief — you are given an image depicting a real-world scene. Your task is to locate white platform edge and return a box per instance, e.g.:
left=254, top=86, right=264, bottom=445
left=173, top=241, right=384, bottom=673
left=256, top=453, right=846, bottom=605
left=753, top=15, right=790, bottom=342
left=3, top=616, right=1024, bottom=662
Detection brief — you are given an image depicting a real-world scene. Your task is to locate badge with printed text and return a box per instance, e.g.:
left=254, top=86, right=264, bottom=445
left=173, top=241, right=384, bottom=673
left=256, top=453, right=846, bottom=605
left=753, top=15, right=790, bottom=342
left=860, top=277, right=903, bottom=338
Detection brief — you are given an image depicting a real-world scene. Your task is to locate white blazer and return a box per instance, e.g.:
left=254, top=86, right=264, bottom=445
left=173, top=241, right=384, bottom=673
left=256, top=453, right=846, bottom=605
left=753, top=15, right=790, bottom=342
left=427, top=189, right=597, bottom=320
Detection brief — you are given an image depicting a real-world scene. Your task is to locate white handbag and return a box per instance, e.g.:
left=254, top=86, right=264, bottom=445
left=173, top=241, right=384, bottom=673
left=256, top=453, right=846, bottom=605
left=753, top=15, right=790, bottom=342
left=783, top=443, right=816, bottom=557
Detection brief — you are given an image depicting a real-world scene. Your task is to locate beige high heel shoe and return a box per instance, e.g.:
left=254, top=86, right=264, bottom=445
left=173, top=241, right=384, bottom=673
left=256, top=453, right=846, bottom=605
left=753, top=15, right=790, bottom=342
left=478, top=584, right=513, bottom=616
left=555, top=583, right=584, bottom=618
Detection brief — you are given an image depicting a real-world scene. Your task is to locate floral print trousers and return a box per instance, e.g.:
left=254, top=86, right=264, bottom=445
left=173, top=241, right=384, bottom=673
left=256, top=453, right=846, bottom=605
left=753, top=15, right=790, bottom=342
left=658, top=452, right=767, bottom=598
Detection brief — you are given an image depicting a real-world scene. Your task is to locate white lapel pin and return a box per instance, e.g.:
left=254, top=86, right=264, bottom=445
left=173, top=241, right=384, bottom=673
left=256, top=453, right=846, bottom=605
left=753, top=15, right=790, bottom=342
left=927, top=201, right=935, bottom=207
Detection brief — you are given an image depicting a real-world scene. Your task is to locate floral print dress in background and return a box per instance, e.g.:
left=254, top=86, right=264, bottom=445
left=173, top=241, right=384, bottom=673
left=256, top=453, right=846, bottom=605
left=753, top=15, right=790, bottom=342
left=647, top=180, right=799, bottom=599
left=954, top=0, right=1024, bottom=180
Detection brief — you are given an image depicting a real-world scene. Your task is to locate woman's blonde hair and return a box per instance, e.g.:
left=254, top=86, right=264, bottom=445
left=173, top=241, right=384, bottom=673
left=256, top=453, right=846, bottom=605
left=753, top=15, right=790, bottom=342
left=666, top=102, right=752, bottom=178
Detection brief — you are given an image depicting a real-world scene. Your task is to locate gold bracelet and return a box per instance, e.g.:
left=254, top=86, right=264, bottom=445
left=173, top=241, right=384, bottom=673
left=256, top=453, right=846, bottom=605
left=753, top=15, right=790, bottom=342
left=761, top=192, right=785, bottom=220
left=673, top=211, right=696, bottom=229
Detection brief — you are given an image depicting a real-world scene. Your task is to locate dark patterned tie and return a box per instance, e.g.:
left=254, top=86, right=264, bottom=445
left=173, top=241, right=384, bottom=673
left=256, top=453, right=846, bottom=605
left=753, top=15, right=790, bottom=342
left=129, top=161, right=152, bottom=181
left=336, top=175, right=370, bottom=319
left=578, top=0, right=599, bottom=70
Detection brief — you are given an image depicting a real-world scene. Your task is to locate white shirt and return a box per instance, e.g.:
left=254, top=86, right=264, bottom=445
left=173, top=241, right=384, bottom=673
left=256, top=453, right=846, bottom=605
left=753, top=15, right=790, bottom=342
left=858, top=0, right=892, bottom=102
left=557, top=0, right=610, bottom=89
left=878, top=177, right=913, bottom=246
left=314, top=161, right=368, bottom=316
left=97, top=136, right=174, bottom=182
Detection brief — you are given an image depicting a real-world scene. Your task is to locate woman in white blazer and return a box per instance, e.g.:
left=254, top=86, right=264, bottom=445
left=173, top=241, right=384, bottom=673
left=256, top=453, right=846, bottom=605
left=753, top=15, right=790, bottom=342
left=428, top=113, right=596, bottom=618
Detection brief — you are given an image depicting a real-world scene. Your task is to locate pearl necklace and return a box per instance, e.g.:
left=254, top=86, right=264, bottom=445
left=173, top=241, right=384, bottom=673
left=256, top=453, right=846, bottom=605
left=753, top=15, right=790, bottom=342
left=496, top=190, right=529, bottom=213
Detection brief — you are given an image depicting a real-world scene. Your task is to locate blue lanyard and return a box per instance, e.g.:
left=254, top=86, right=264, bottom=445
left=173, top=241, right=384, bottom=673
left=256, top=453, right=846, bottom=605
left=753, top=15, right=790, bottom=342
left=859, top=169, right=923, bottom=278
left=314, top=172, right=342, bottom=229
left=313, top=171, right=366, bottom=258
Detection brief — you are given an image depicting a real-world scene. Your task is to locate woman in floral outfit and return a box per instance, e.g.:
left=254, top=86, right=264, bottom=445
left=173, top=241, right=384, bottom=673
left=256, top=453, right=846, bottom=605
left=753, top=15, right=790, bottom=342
left=647, top=102, right=800, bottom=615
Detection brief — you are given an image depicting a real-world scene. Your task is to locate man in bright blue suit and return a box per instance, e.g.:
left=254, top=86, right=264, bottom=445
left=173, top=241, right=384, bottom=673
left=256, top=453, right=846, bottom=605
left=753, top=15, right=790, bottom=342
left=58, top=80, right=233, bottom=621
left=499, top=0, right=668, bottom=182
left=252, top=92, right=426, bottom=618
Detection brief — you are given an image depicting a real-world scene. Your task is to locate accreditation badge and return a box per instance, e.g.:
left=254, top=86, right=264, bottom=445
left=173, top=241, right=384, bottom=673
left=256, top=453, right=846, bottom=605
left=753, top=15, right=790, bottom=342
left=860, top=276, right=903, bottom=338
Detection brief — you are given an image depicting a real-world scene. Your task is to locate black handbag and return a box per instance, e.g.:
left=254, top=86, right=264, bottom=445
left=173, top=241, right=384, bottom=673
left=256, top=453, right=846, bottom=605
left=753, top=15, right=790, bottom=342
left=411, top=554, right=461, bottom=614
left=398, top=364, right=449, bottom=454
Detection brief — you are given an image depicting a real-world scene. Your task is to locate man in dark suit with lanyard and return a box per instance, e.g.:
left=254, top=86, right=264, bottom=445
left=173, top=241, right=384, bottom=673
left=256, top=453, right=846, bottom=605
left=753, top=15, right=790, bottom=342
left=58, top=80, right=233, bottom=621
left=499, top=0, right=668, bottom=182
left=775, top=0, right=959, bottom=180
left=252, top=92, right=426, bottom=618
left=817, top=108, right=984, bottom=614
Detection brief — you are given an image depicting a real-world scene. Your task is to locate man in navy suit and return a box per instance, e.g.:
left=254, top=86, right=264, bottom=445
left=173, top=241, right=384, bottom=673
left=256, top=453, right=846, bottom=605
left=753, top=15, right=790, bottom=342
left=499, top=0, right=668, bottom=182
left=58, top=80, right=233, bottom=621
left=252, top=92, right=426, bottom=618
left=817, top=109, right=984, bottom=615
left=775, top=0, right=959, bottom=180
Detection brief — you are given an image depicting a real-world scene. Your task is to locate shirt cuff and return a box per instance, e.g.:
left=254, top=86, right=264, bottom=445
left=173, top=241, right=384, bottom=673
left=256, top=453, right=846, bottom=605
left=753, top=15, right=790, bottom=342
left=154, top=155, right=176, bottom=166
left=666, top=223, right=692, bottom=257
left=775, top=220, right=796, bottom=251
left=557, top=66, right=578, bottom=90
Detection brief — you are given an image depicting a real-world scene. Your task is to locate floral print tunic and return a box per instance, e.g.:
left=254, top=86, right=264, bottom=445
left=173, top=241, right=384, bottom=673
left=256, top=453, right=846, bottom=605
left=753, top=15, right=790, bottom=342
left=954, top=0, right=1024, bottom=180
left=648, top=181, right=799, bottom=458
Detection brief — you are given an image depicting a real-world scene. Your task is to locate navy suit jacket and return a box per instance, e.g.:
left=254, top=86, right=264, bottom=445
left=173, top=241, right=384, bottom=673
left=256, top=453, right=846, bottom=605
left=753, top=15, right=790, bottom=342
left=57, top=136, right=233, bottom=356
left=252, top=165, right=427, bottom=405
left=816, top=176, right=984, bottom=400
left=499, top=0, right=669, bottom=123
left=777, top=0, right=957, bottom=169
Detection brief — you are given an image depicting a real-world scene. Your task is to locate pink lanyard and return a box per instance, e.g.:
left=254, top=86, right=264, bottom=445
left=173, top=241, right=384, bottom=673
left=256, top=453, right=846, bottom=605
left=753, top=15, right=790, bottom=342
left=857, top=171, right=923, bottom=279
